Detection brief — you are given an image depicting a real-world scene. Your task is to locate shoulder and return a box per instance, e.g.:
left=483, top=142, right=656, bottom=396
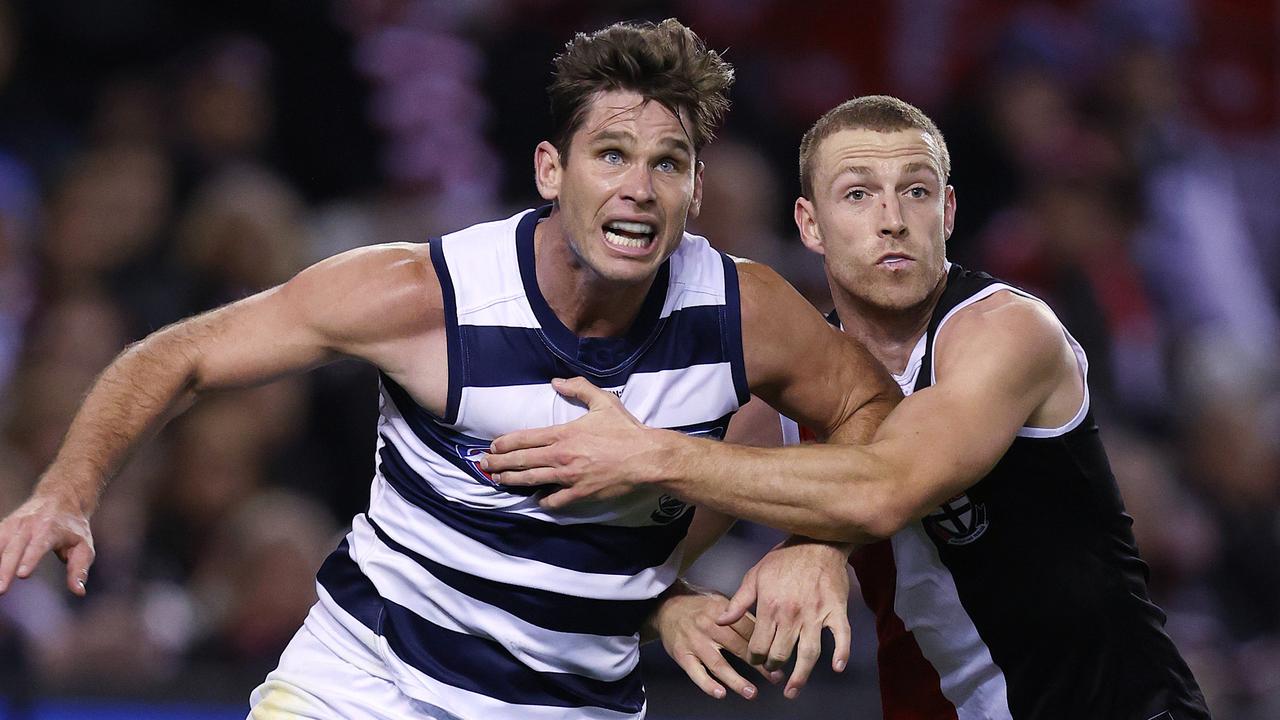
left=295, top=242, right=438, bottom=302
left=734, top=258, right=859, bottom=391
left=934, top=289, right=1074, bottom=389
left=735, top=258, right=800, bottom=308
left=941, top=289, right=1061, bottom=343
left=284, top=242, right=443, bottom=343
left=733, top=258, right=829, bottom=334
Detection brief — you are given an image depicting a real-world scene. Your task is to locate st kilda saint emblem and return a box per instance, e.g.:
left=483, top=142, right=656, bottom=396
left=923, top=492, right=989, bottom=546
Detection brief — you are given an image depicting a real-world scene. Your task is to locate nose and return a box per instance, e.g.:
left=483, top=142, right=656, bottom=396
left=619, top=163, right=656, bottom=205
left=879, top=196, right=907, bottom=239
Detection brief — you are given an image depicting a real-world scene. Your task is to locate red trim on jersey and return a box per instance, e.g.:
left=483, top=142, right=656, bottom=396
left=851, top=541, right=958, bottom=720
left=796, top=424, right=956, bottom=717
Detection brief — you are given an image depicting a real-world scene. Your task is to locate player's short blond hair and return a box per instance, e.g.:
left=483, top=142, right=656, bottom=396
left=799, top=95, right=950, bottom=199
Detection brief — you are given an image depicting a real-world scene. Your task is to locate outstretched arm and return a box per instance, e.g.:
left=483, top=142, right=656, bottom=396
left=652, top=290, right=1078, bottom=542
left=487, top=285, right=1078, bottom=544
left=486, top=261, right=900, bottom=537
left=0, top=244, right=444, bottom=596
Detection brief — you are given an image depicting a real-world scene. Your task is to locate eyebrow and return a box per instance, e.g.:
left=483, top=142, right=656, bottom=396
left=903, top=162, right=940, bottom=178
left=588, top=130, right=693, bottom=156
left=836, top=165, right=875, bottom=178
left=834, top=162, right=940, bottom=181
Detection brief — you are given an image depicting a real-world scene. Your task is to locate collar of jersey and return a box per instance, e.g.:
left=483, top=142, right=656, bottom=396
left=515, top=205, right=672, bottom=376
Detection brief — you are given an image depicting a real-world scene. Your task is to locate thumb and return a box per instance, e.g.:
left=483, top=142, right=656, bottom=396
left=552, top=377, right=615, bottom=410
left=718, top=572, right=758, bottom=626
left=64, top=542, right=94, bottom=597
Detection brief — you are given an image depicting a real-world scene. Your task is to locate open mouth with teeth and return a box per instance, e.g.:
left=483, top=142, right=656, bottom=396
left=603, top=220, right=657, bottom=252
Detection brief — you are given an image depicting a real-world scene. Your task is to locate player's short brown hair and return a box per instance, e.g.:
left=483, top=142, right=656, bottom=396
left=799, top=95, right=951, bottom=199
left=548, top=19, right=733, bottom=159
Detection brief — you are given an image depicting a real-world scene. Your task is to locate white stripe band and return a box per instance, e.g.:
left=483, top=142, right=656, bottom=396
left=349, top=515, right=640, bottom=681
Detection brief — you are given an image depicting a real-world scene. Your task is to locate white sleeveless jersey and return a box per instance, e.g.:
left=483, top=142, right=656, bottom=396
left=305, top=207, right=750, bottom=719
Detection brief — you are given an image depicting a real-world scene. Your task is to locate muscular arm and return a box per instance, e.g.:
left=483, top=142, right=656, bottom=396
left=656, top=291, right=1080, bottom=542
left=0, top=244, right=444, bottom=593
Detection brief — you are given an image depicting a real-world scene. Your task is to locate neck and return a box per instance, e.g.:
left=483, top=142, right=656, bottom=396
left=533, top=210, right=656, bottom=337
left=832, top=271, right=947, bottom=375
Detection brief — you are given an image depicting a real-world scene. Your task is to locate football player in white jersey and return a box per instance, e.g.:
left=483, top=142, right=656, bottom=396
left=0, top=20, right=901, bottom=719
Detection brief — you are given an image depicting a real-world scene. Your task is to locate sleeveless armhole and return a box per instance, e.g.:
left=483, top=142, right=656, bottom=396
left=928, top=284, right=1091, bottom=439
left=427, top=237, right=463, bottom=425
left=720, top=254, right=751, bottom=407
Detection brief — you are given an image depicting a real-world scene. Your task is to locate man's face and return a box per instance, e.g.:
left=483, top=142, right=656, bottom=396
left=796, top=128, right=955, bottom=313
left=535, top=89, right=703, bottom=285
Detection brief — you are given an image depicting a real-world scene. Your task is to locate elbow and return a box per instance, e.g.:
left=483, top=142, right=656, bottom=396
left=834, top=500, right=912, bottom=544
left=122, top=327, right=202, bottom=394
left=856, top=502, right=913, bottom=542
left=825, top=477, right=917, bottom=544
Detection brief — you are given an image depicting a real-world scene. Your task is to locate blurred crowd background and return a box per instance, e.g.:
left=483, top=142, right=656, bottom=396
left=0, top=0, right=1277, bottom=718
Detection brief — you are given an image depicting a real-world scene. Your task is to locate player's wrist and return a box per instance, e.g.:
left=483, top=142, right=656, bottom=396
left=646, top=428, right=699, bottom=490
left=33, top=465, right=99, bottom=517
left=779, top=534, right=856, bottom=559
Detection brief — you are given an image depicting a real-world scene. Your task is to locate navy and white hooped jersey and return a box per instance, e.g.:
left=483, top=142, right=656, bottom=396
left=784, top=264, right=1210, bottom=720
left=308, top=206, right=750, bottom=720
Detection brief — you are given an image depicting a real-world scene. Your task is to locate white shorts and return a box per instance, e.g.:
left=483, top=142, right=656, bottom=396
left=247, top=619, right=460, bottom=720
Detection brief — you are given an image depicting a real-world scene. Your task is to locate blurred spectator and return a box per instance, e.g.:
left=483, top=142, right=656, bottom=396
left=176, top=36, right=275, bottom=180
left=173, top=164, right=308, bottom=313
left=3, top=293, right=130, bottom=472
left=692, top=136, right=828, bottom=305
left=187, top=489, right=337, bottom=686
left=39, top=142, right=177, bottom=334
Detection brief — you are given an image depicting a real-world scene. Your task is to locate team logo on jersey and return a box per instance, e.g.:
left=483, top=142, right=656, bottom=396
left=645, top=423, right=723, bottom=523
left=458, top=445, right=498, bottom=487
left=923, top=492, right=989, bottom=546
left=457, top=444, right=550, bottom=496
left=651, top=494, right=690, bottom=524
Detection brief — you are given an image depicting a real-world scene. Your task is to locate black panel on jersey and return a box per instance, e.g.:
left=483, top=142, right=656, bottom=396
left=841, top=264, right=1212, bottom=720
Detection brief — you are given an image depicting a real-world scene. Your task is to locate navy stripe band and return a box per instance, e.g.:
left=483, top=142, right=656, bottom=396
left=719, top=253, right=751, bottom=406
left=367, top=517, right=659, bottom=637
left=317, top=540, right=646, bottom=713
left=428, top=238, right=463, bottom=424
left=376, top=438, right=694, bottom=576
left=458, top=304, right=735, bottom=389
left=380, top=376, right=544, bottom=497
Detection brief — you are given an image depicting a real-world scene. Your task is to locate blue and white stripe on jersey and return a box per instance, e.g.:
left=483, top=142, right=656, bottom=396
left=312, top=206, right=749, bottom=719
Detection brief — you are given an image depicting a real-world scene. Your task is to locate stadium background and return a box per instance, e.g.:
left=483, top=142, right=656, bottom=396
left=0, top=0, right=1277, bottom=717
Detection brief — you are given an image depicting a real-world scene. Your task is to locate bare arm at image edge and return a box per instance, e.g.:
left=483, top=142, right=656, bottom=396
left=0, top=244, right=445, bottom=595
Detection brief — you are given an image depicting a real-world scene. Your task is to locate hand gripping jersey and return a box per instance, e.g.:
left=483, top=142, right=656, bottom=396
left=307, top=207, right=750, bottom=719
left=786, top=264, right=1210, bottom=720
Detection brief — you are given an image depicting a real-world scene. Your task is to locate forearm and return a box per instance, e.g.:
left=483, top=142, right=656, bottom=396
left=652, top=432, right=902, bottom=543
left=37, top=328, right=201, bottom=513
left=654, top=385, right=900, bottom=542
